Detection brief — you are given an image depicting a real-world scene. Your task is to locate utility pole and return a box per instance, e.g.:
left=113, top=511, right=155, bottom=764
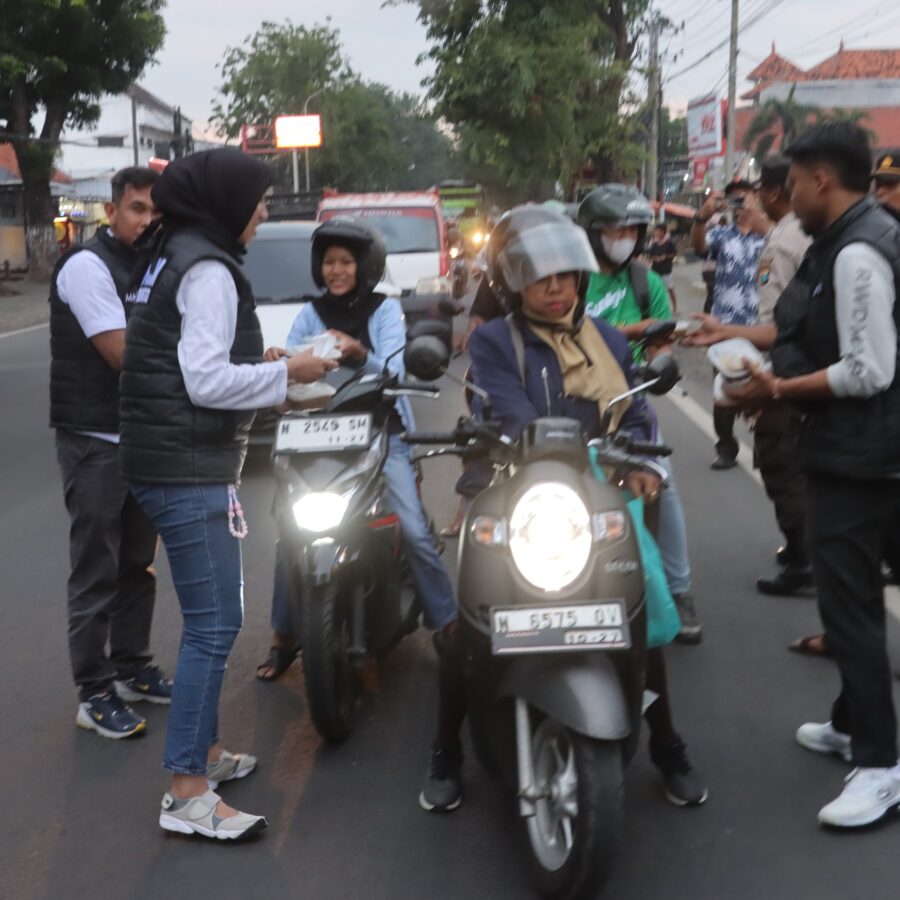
left=131, top=95, right=139, bottom=166
left=648, top=16, right=660, bottom=203
left=724, top=0, right=739, bottom=181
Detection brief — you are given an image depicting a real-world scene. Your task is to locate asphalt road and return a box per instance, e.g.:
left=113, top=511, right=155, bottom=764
left=3, top=273, right=900, bottom=900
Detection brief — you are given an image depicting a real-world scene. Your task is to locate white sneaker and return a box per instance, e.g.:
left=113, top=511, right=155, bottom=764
left=818, top=767, right=900, bottom=828
left=159, top=789, right=267, bottom=840
left=796, top=721, right=852, bottom=762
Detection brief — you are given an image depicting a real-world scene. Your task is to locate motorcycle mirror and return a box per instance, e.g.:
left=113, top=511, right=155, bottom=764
left=407, top=319, right=452, bottom=347
left=642, top=352, right=681, bottom=396
left=404, top=335, right=451, bottom=382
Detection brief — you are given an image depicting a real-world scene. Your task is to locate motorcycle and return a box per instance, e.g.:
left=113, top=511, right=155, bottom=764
left=271, top=353, right=442, bottom=743
left=402, top=328, right=680, bottom=899
left=450, top=241, right=469, bottom=299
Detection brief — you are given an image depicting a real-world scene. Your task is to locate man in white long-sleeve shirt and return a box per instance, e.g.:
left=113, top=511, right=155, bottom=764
left=728, top=123, right=900, bottom=829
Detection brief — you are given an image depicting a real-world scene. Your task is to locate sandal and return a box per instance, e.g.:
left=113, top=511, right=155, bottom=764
left=256, top=644, right=300, bottom=681
left=788, top=634, right=832, bottom=658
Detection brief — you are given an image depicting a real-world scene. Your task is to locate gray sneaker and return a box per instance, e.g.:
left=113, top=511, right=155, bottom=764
left=673, top=593, right=703, bottom=644
left=159, top=789, right=267, bottom=840
left=207, top=750, right=258, bottom=789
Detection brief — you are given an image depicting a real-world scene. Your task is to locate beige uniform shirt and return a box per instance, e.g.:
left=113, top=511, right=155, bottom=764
left=756, top=211, right=811, bottom=325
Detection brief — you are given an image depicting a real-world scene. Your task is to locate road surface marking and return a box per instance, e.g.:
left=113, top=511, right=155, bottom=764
left=666, top=388, right=900, bottom=625
left=0, top=322, right=48, bottom=340
left=665, top=388, right=762, bottom=487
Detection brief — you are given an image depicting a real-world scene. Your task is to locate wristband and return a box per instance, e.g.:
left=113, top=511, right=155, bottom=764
left=694, top=213, right=710, bottom=225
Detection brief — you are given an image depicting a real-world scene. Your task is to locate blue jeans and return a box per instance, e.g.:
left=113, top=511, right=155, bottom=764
left=656, top=452, right=692, bottom=596
left=272, top=435, right=458, bottom=633
left=131, top=483, right=244, bottom=776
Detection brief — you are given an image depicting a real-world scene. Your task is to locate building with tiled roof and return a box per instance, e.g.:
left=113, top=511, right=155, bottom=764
left=742, top=43, right=808, bottom=101
left=737, top=42, right=900, bottom=155
left=803, top=43, right=900, bottom=81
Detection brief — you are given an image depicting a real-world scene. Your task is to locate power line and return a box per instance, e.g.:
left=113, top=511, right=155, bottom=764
left=666, top=0, right=788, bottom=82
left=780, top=0, right=886, bottom=58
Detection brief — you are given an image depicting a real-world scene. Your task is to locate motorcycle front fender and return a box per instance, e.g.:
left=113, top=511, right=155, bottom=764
left=496, top=653, right=632, bottom=742
left=304, top=539, right=360, bottom=587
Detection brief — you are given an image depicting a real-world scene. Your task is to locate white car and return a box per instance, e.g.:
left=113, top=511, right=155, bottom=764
left=244, top=220, right=430, bottom=350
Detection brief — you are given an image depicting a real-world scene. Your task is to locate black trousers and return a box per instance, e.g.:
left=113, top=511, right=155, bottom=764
left=56, top=430, right=158, bottom=701
left=754, top=404, right=807, bottom=552
left=807, top=474, right=900, bottom=768
left=713, top=406, right=738, bottom=462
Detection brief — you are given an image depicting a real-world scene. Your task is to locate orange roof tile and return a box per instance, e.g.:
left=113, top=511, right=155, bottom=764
left=746, top=44, right=807, bottom=83
left=804, top=47, right=900, bottom=81
left=0, top=143, right=71, bottom=183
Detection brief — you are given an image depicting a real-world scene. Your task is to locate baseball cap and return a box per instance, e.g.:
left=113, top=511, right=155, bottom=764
left=872, top=150, right=900, bottom=183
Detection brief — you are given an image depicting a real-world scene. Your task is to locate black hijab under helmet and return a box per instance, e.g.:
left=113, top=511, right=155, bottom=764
left=310, top=217, right=388, bottom=347
left=149, top=148, right=274, bottom=259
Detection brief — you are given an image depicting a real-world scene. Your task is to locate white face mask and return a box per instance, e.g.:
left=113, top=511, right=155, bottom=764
left=600, top=234, right=637, bottom=265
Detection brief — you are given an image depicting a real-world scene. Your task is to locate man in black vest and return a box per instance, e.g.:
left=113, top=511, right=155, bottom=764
left=727, top=123, right=900, bottom=828
left=51, top=166, right=172, bottom=740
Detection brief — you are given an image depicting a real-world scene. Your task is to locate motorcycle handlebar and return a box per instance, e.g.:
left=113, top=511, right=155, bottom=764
left=403, top=432, right=457, bottom=445
left=621, top=440, right=673, bottom=457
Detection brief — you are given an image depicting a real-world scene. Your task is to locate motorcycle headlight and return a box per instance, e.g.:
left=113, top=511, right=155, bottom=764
left=292, top=491, right=351, bottom=533
left=449, top=246, right=460, bottom=259
left=472, top=231, right=484, bottom=245
left=509, top=483, right=592, bottom=592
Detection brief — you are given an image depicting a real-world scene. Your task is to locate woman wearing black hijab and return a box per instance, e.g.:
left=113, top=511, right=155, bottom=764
left=120, top=148, right=336, bottom=840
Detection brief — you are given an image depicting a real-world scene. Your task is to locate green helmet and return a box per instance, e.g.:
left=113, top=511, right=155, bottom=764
left=577, top=184, right=653, bottom=267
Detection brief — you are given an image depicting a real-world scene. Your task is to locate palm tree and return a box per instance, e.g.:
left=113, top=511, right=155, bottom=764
left=743, top=85, right=815, bottom=158
left=816, top=107, right=878, bottom=145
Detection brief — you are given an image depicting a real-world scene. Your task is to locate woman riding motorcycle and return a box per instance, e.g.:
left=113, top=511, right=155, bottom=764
left=419, top=207, right=707, bottom=812
left=257, top=217, right=458, bottom=680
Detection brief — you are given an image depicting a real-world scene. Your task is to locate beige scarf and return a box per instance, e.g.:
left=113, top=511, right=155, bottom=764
left=527, top=309, right=631, bottom=431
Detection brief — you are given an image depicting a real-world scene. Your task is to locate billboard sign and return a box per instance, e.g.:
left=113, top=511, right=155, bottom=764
left=687, top=94, right=723, bottom=158
left=275, top=115, right=323, bottom=150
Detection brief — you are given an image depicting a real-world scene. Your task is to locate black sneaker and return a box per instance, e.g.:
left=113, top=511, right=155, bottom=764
left=649, top=737, right=708, bottom=807
left=76, top=691, right=146, bottom=740
left=710, top=455, right=737, bottom=471
left=673, top=593, right=703, bottom=644
left=116, top=665, right=173, bottom=705
left=419, top=744, right=462, bottom=812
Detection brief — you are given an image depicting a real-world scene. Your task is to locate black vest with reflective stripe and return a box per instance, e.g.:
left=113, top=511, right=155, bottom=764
left=119, top=231, right=264, bottom=484
left=49, top=229, right=137, bottom=432
left=772, top=198, right=900, bottom=478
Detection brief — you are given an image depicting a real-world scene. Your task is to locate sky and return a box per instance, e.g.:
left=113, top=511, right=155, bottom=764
left=140, top=0, right=900, bottom=131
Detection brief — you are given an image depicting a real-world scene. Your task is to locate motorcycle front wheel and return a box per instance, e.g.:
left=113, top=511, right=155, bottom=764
left=300, top=580, right=358, bottom=743
left=522, top=719, right=623, bottom=900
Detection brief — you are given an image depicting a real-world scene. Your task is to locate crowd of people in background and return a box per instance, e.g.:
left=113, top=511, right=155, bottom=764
left=47, top=124, right=900, bottom=840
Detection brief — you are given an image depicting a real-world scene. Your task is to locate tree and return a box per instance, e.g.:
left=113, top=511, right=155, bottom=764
left=660, top=109, right=688, bottom=158
left=0, top=0, right=166, bottom=278
left=393, top=0, right=651, bottom=201
left=212, top=20, right=457, bottom=193
left=743, top=85, right=815, bottom=159
left=212, top=21, right=349, bottom=142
